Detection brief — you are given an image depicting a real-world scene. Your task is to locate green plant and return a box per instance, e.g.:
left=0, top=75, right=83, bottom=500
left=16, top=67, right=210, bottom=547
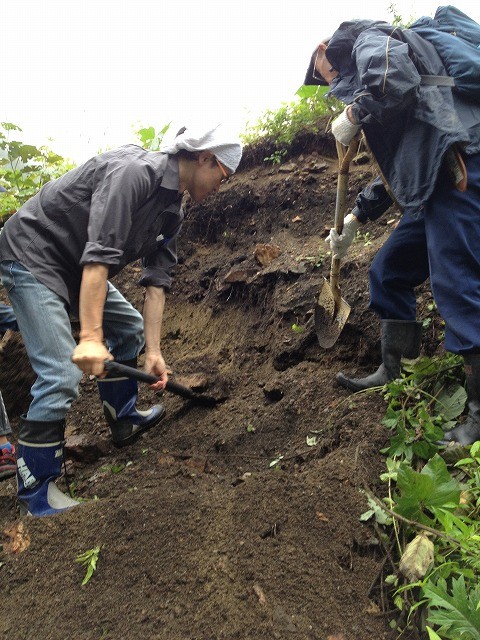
left=264, top=149, right=287, bottom=165
left=269, top=455, right=284, bottom=468
left=382, top=355, right=465, bottom=461
left=242, top=85, right=340, bottom=164
left=134, top=123, right=171, bottom=151
left=0, top=122, right=73, bottom=222
left=100, top=463, right=127, bottom=474
left=357, top=351, right=480, bottom=638
left=303, top=252, right=326, bottom=268
left=354, top=229, right=372, bottom=246
left=291, top=323, right=304, bottom=333
left=75, top=546, right=101, bottom=586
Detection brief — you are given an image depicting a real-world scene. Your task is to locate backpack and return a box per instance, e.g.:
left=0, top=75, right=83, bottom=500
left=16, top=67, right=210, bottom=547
left=409, top=5, right=480, bottom=101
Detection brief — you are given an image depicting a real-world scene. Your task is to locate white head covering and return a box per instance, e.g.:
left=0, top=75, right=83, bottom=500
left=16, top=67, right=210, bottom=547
left=160, top=124, right=243, bottom=174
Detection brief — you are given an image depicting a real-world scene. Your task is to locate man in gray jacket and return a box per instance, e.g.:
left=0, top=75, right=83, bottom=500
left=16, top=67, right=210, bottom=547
left=305, top=16, right=480, bottom=446
left=0, top=124, right=242, bottom=516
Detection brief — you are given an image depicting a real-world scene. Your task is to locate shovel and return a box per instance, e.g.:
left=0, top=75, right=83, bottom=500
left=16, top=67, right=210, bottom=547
left=103, top=360, right=220, bottom=407
left=314, top=138, right=360, bottom=348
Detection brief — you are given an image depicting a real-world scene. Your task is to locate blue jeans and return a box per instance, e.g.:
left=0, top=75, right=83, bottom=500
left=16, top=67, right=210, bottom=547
left=0, top=302, right=17, bottom=332
left=0, top=261, right=145, bottom=422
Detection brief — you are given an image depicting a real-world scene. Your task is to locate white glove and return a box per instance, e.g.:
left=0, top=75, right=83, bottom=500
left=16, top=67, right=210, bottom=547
left=326, top=213, right=361, bottom=259
left=331, top=107, right=361, bottom=146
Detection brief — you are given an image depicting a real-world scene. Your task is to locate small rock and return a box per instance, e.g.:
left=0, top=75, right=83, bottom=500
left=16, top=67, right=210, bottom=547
left=309, top=161, right=327, bottom=173
left=353, top=151, right=370, bottom=165
left=65, top=434, right=110, bottom=463
left=278, top=162, right=297, bottom=173
left=254, top=244, right=281, bottom=267
left=223, top=267, right=257, bottom=283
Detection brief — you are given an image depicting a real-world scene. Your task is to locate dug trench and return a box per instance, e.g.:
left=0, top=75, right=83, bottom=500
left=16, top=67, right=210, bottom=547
left=0, top=123, right=443, bottom=640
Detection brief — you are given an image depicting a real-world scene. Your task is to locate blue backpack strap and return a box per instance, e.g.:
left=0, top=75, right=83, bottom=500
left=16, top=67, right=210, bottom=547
left=420, top=74, right=454, bottom=86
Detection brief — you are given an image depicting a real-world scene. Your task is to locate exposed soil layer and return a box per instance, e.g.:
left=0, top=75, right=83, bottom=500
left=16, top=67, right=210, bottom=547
left=0, top=124, right=442, bottom=640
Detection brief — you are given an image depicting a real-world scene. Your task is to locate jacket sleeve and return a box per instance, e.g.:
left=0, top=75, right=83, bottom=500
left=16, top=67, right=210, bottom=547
left=139, top=207, right=183, bottom=290
left=80, top=158, right=156, bottom=266
left=350, top=28, right=422, bottom=126
left=353, top=176, right=393, bottom=223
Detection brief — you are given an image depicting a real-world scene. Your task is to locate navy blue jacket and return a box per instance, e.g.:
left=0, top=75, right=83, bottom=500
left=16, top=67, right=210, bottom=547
left=326, top=20, right=480, bottom=217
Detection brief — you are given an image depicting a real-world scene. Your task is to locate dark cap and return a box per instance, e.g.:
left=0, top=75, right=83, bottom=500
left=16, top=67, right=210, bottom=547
left=304, top=47, right=329, bottom=86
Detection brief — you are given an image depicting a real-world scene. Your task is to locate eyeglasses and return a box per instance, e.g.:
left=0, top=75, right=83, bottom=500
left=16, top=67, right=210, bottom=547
left=215, top=157, right=230, bottom=183
left=312, top=45, right=325, bottom=83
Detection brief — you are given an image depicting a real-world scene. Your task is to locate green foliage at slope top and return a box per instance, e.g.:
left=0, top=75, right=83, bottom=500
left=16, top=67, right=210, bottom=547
left=242, top=85, right=341, bottom=163
left=0, top=122, right=74, bottom=223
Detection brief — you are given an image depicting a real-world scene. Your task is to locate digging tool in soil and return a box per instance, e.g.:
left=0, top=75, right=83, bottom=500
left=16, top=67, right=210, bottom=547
left=103, top=360, right=222, bottom=407
left=315, top=138, right=360, bottom=348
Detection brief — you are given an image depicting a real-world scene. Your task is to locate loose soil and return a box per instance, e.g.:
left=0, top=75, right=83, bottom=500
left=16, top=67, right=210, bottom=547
left=0, top=124, right=442, bottom=640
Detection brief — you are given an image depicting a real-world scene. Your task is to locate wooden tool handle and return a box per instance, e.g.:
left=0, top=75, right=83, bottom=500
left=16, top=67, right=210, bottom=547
left=330, top=139, right=360, bottom=307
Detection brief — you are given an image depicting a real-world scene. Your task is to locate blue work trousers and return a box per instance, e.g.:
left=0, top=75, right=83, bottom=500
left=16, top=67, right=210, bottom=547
left=0, top=302, right=17, bottom=436
left=0, top=261, right=145, bottom=422
left=369, top=152, right=480, bottom=354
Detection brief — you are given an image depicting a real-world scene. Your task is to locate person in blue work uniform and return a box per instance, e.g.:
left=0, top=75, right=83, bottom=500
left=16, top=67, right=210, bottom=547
left=0, top=186, right=19, bottom=479
left=304, top=17, right=480, bottom=446
left=0, top=300, right=18, bottom=480
left=0, top=124, right=242, bottom=516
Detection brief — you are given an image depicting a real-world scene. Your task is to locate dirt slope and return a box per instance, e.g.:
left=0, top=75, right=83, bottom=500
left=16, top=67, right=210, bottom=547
left=0, top=125, right=441, bottom=640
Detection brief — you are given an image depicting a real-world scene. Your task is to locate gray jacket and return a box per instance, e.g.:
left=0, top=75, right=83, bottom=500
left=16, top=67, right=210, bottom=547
left=0, top=145, right=183, bottom=314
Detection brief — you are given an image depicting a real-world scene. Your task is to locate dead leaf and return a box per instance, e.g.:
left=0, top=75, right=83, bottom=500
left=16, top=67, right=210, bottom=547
left=253, top=244, right=281, bottom=267
left=365, top=601, right=381, bottom=615
left=183, top=457, right=207, bottom=473
left=157, top=454, right=176, bottom=466
left=327, top=635, right=346, bottom=640
left=316, top=511, right=329, bottom=522
left=291, top=215, right=302, bottom=223
left=253, top=584, right=267, bottom=606
left=399, top=533, right=434, bottom=582
left=3, top=521, right=30, bottom=554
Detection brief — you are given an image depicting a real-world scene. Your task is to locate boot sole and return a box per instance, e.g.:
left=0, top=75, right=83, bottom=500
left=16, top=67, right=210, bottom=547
left=112, top=406, right=167, bottom=448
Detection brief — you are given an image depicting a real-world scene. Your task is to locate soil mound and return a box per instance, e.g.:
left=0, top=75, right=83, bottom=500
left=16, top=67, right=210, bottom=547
left=0, top=123, right=440, bottom=639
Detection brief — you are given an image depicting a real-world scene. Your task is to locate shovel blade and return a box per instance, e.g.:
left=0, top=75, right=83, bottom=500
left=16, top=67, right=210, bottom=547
left=314, top=279, right=351, bottom=348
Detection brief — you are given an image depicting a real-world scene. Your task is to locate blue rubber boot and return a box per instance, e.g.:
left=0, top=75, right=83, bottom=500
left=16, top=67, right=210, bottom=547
left=16, top=416, right=79, bottom=517
left=97, top=361, right=166, bottom=448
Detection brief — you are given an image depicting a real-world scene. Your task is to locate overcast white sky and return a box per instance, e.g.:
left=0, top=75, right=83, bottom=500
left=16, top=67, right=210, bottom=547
left=2, top=1, right=479, bottom=162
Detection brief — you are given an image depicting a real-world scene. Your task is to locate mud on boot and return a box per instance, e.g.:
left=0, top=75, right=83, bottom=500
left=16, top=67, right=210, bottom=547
left=439, top=354, right=480, bottom=446
left=16, top=416, right=79, bottom=517
left=97, top=360, right=166, bottom=447
left=336, top=319, right=422, bottom=392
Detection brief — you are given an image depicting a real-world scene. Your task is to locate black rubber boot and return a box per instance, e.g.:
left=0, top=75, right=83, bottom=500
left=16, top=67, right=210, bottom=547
left=336, top=320, right=422, bottom=392
left=439, top=354, right=480, bottom=446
